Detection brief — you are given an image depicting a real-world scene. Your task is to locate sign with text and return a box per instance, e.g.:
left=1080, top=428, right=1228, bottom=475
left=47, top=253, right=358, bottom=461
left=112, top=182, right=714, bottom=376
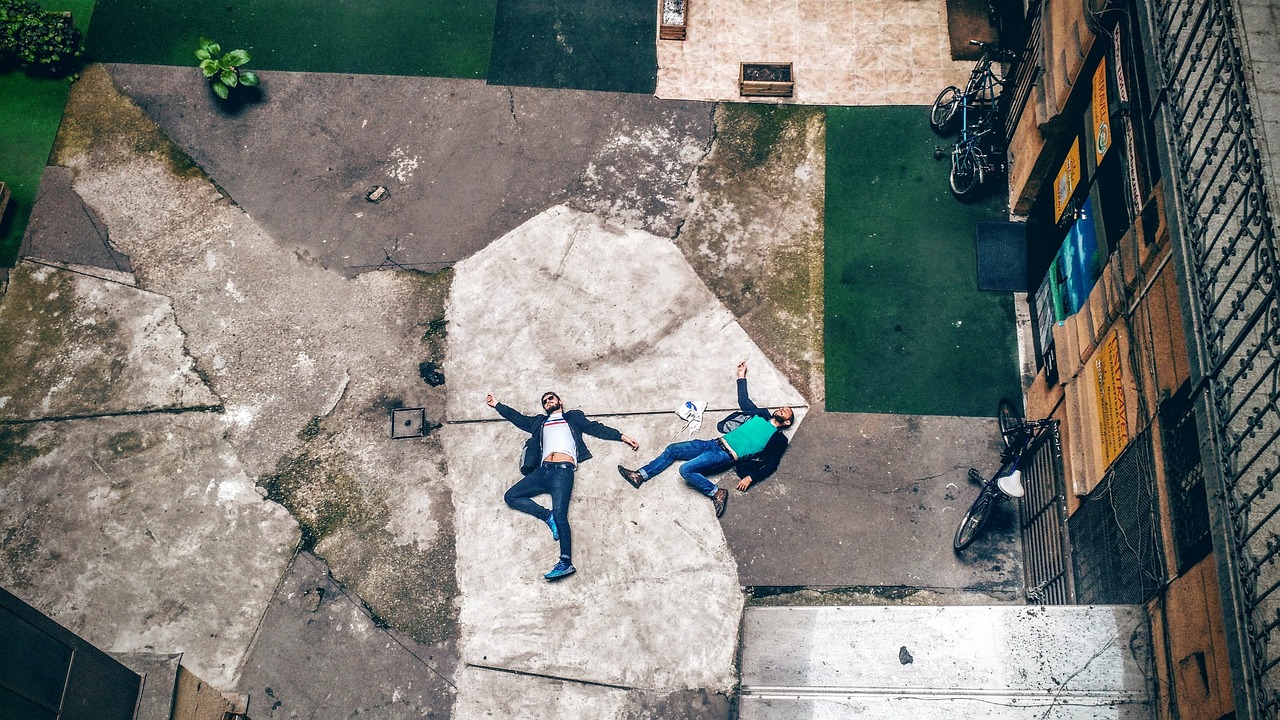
left=1095, top=332, right=1129, bottom=468
left=1092, top=59, right=1111, bottom=164
left=1054, top=137, right=1082, bottom=222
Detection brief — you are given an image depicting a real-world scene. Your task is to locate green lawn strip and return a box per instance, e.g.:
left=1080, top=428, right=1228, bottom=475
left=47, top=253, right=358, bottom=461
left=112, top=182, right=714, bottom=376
left=823, top=105, right=1020, bottom=417
left=85, top=0, right=496, bottom=78
left=0, top=0, right=94, bottom=267
left=487, top=0, right=656, bottom=93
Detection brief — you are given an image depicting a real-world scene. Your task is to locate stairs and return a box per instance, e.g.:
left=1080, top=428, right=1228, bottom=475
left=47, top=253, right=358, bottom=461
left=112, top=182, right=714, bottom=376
left=739, top=605, right=1154, bottom=719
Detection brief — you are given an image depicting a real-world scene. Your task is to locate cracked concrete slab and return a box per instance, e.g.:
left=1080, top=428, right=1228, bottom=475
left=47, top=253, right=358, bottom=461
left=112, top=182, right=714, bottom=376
left=103, top=65, right=715, bottom=277
left=0, top=412, right=298, bottom=688
left=0, top=260, right=219, bottom=420
left=724, top=408, right=1021, bottom=592
left=446, top=204, right=807, bottom=421
left=447, top=418, right=742, bottom=687
left=444, top=204, right=810, bottom=715
left=20, top=165, right=133, bottom=277
left=3, top=64, right=459, bottom=689
left=234, top=552, right=457, bottom=720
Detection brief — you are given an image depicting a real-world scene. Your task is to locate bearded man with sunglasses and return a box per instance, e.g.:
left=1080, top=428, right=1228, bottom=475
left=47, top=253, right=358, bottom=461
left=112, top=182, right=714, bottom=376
left=486, top=390, right=640, bottom=581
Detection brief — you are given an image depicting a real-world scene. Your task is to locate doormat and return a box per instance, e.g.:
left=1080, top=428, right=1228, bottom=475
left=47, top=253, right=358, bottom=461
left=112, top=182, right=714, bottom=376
left=976, top=221, right=1027, bottom=292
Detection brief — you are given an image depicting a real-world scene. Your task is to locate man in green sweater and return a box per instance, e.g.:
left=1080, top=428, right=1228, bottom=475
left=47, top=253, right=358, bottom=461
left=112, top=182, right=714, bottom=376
left=618, top=361, right=793, bottom=518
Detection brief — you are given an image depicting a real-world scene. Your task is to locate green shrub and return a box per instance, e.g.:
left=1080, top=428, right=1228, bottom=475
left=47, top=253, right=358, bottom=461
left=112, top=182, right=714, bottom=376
left=195, top=37, right=259, bottom=100
left=0, top=0, right=83, bottom=76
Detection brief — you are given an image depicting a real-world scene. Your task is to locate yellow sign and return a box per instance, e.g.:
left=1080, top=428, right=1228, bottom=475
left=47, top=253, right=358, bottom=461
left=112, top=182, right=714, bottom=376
left=1095, top=333, right=1129, bottom=467
left=1092, top=59, right=1111, bottom=164
left=1054, top=137, right=1081, bottom=222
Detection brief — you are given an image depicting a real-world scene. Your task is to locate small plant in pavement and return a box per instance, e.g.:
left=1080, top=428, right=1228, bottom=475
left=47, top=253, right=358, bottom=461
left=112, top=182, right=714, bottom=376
left=195, top=37, right=259, bottom=100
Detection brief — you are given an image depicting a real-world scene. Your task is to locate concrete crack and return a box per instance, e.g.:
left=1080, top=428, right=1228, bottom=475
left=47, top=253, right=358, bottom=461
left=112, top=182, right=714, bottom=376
left=0, top=404, right=224, bottom=426
left=467, top=662, right=637, bottom=691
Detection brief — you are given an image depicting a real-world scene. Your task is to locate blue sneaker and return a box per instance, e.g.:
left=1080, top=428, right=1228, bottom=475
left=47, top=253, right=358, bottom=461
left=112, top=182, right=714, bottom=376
left=546, top=514, right=559, bottom=541
left=544, top=559, right=576, bottom=581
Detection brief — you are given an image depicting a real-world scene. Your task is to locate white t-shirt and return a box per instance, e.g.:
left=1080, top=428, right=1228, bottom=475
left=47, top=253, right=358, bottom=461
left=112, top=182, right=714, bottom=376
left=541, top=412, right=577, bottom=464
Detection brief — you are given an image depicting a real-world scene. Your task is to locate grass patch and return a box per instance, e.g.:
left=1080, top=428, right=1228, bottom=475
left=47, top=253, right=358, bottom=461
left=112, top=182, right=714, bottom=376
left=487, top=0, right=656, bottom=93
left=0, top=0, right=93, bottom=266
left=824, top=106, right=1020, bottom=417
left=85, top=0, right=497, bottom=78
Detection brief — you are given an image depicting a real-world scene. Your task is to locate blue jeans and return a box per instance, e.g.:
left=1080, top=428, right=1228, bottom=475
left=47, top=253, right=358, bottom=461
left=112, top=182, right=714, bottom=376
left=504, top=462, right=574, bottom=559
left=639, top=439, right=731, bottom=497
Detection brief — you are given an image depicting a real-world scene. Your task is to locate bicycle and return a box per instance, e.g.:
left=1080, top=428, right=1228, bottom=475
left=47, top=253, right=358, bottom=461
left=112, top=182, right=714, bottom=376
left=947, top=113, right=1004, bottom=201
left=953, top=399, right=1059, bottom=551
left=930, top=40, right=1017, bottom=135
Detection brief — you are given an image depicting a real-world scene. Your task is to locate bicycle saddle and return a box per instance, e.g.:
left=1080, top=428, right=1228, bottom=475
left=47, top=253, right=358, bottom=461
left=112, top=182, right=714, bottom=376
left=997, top=470, right=1025, bottom=498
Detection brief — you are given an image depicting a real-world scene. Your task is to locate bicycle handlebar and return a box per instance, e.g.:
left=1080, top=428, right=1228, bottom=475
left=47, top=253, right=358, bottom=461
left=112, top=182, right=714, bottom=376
left=968, top=39, right=1018, bottom=61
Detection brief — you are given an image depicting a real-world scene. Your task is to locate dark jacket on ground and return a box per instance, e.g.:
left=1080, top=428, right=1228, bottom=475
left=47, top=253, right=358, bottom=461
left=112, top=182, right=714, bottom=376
left=494, top=403, right=624, bottom=475
left=728, top=378, right=789, bottom=484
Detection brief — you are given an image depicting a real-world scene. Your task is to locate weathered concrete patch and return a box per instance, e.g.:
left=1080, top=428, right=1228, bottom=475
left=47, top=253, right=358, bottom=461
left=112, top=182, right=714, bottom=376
left=46, top=64, right=461, bottom=664
left=234, top=552, right=457, bottom=720
left=0, top=413, right=298, bottom=688
left=453, top=666, right=732, bottom=719
left=446, top=204, right=807, bottom=422
left=103, top=64, right=714, bottom=276
left=20, top=165, right=134, bottom=276
left=0, top=260, right=219, bottom=420
left=678, top=105, right=826, bottom=402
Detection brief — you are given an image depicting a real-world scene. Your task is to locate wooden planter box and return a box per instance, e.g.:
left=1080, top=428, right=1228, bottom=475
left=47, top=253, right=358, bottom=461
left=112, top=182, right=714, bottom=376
left=660, top=0, right=687, bottom=40
left=740, top=62, right=793, bottom=97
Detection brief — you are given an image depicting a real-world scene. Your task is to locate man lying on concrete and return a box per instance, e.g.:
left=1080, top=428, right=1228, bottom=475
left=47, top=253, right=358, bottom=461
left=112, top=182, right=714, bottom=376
left=486, top=391, right=640, bottom=581
left=618, top=361, right=793, bottom=518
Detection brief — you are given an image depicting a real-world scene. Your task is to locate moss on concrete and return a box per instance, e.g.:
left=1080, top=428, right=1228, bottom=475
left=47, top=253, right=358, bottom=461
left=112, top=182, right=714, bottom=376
left=0, top=264, right=128, bottom=415
left=259, top=427, right=371, bottom=550
left=677, top=104, right=826, bottom=400
left=51, top=64, right=203, bottom=180
left=407, top=267, right=453, bottom=367
left=259, top=269, right=459, bottom=645
left=0, top=425, right=59, bottom=471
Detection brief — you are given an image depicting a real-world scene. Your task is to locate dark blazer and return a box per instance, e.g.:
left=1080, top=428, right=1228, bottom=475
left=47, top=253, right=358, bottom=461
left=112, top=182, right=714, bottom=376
left=494, top=404, right=624, bottom=475
left=729, top=378, right=789, bottom=484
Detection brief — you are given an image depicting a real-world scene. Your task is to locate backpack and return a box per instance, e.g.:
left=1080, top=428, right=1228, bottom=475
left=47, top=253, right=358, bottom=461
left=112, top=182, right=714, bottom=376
left=716, top=411, right=753, bottom=434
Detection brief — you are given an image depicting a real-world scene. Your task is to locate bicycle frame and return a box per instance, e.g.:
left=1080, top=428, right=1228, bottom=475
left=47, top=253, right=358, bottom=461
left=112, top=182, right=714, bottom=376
left=953, top=417, right=1058, bottom=550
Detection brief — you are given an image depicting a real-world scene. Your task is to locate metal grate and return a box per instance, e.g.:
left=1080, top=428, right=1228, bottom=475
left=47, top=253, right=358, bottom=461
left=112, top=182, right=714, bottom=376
left=1070, top=429, right=1167, bottom=604
left=1161, top=382, right=1212, bottom=573
left=1019, top=424, right=1073, bottom=603
left=1003, top=3, right=1042, bottom=145
left=1137, top=0, right=1280, bottom=713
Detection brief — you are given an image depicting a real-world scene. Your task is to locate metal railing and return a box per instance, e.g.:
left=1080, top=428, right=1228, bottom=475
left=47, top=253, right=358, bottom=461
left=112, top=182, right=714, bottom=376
left=1003, top=4, right=1042, bottom=144
left=1140, top=0, right=1280, bottom=715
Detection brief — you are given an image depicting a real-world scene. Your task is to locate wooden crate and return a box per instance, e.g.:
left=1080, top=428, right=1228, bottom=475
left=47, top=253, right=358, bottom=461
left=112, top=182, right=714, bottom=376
left=660, top=0, right=687, bottom=40
left=739, top=62, right=793, bottom=97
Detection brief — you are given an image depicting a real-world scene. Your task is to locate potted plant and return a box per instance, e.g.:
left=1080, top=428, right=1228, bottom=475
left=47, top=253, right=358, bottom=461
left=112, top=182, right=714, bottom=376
left=195, top=37, right=259, bottom=100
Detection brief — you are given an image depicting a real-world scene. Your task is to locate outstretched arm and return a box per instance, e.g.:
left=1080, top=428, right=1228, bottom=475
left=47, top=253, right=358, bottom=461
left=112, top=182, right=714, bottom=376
left=736, top=361, right=762, bottom=414
left=487, top=393, right=540, bottom=433
left=570, top=412, right=641, bottom=451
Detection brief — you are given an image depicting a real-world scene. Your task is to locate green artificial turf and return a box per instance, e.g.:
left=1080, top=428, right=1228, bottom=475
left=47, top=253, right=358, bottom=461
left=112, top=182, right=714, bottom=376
left=487, top=0, right=656, bottom=93
left=85, top=0, right=497, bottom=78
left=823, top=106, right=1021, bottom=417
left=0, top=0, right=94, bottom=267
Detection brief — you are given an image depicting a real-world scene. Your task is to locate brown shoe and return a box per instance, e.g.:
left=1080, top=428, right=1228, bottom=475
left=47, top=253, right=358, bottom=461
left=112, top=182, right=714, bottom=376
left=712, top=488, right=728, bottom=518
left=618, top=465, right=645, bottom=489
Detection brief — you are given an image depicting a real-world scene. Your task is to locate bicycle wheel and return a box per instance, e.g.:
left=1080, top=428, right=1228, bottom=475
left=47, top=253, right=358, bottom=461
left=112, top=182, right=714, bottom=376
left=997, top=398, right=1025, bottom=450
left=949, top=146, right=983, bottom=200
left=930, top=86, right=961, bottom=134
left=954, top=487, right=996, bottom=550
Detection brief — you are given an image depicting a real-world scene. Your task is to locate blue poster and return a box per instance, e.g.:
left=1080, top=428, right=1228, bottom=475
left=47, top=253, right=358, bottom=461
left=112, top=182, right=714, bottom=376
left=1051, top=197, right=1103, bottom=320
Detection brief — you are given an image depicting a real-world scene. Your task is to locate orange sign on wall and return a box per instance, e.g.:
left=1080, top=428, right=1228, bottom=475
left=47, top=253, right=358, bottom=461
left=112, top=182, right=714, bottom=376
left=1092, top=59, right=1111, bottom=164
left=1054, top=137, right=1082, bottom=222
left=1095, top=333, right=1129, bottom=467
